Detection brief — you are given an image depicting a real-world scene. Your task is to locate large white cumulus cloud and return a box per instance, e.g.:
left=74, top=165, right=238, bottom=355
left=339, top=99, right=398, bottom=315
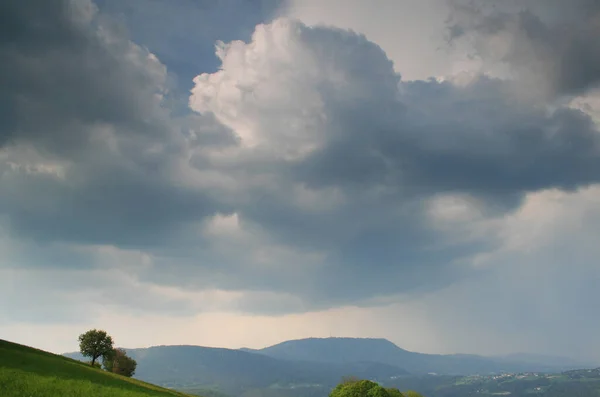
left=190, top=18, right=399, bottom=157
left=189, top=17, right=600, bottom=196
left=175, top=17, right=600, bottom=310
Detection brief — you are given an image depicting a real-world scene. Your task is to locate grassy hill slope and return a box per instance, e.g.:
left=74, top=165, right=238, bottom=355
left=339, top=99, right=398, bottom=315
left=0, top=339, right=195, bottom=397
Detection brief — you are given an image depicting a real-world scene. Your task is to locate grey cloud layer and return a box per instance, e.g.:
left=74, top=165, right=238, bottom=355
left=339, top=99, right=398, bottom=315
left=0, top=0, right=168, bottom=151
left=0, top=0, right=226, bottom=247
left=447, top=0, right=600, bottom=98
left=2, top=0, right=600, bottom=318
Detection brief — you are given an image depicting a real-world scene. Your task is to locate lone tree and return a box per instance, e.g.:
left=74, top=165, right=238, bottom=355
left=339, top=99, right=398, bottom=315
left=78, top=329, right=114, bottom=366
left=103, top=348, right=137, bottom=377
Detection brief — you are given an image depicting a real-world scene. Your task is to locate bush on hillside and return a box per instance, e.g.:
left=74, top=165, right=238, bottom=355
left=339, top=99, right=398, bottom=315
left=386, top=388, right=405, bottom=397
left=103, top=348, right=137, bottom=377
left=330, top=379, right=405, bottom=397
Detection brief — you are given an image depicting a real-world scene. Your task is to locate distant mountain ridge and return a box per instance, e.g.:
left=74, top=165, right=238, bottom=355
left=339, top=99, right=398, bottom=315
left=65, top=343, right=408, bottom=395
left=240, top=337, right=591, bottom=374
left=64, top=337, right=594, bottom=396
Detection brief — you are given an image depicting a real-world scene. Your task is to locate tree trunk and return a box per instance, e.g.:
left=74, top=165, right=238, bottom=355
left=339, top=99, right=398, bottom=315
left=91, top=356, right=96, bottom=366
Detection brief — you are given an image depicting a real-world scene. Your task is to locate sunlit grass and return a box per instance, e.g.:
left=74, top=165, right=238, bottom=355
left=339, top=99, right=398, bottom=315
left=0, top=339, right=195, bottom=397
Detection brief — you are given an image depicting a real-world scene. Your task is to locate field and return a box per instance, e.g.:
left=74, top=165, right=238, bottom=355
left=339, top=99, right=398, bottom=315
left=0, top=339, right=195, bottom=397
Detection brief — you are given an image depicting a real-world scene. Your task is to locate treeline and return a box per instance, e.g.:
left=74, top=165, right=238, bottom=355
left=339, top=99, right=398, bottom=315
left=78, top=329, right=137, bottom=377
left=330, top=377, right=425, bottom=397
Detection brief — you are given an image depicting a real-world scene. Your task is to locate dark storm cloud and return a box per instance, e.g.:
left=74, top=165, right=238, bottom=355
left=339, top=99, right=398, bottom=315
left=446, top=0, right=600, bottom=98
left=294, top=77, right=600, bottom=195
left=0, top=0, right=169, bottom=152
left=396, top=78, right=600, bottom=193
left=1, top=160, right=219, bottom=247
left=0, top=0, right=225, bottom=247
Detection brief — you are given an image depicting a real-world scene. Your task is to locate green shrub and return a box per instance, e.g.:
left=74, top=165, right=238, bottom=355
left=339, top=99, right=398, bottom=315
left=330, top=379, right=406, bottom=397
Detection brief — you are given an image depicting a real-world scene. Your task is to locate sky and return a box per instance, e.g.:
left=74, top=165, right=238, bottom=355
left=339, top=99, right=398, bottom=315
left=2, top=0, right=600, bottom=362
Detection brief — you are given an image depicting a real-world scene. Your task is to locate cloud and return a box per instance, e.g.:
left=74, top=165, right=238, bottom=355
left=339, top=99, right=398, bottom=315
left=4, top=0, right=600, bottom=362
left=0, top=0, right=169, bottom=151
left=446, top=0, right=600, bottom=99
left=283, top=0, right=458, bottom=80
left=0, top=0, right=225, bottom=247
left=181, top=17, right=600, bottom=311
left=191, top=18, right=600, bottom=197
left=94, top=0, right=286, bottom=95
left=417, top=185, right=600, bottom=361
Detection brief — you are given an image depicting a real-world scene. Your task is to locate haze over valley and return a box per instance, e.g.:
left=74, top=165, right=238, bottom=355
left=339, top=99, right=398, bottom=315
left=63, top=337, right=599, bottom=397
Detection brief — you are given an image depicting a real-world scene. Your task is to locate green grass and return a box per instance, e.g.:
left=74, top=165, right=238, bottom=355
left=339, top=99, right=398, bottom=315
left=0, top=339, right=196, bottom=397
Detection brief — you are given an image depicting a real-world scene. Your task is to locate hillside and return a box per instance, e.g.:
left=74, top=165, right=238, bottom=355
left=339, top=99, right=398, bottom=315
left=0, top=339, right=194, bottom=397
left=66, top=345, right=408, bottom=395
left=245, top=338, right=589, bottom=375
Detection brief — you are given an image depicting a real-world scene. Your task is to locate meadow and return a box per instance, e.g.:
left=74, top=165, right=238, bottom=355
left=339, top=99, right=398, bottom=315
left=0, top=339, right=194, bottom=397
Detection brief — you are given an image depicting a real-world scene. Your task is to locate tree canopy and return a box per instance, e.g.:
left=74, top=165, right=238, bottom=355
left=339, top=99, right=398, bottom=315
left=386, top=388, right=406, bottom=397
left=78, top=329, right=114, bottom=366
left=404, top=391, right=425, bottom=397
left=103, top=348, right=137, bottom=377
left=330, top=379, right=405, bottom=397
